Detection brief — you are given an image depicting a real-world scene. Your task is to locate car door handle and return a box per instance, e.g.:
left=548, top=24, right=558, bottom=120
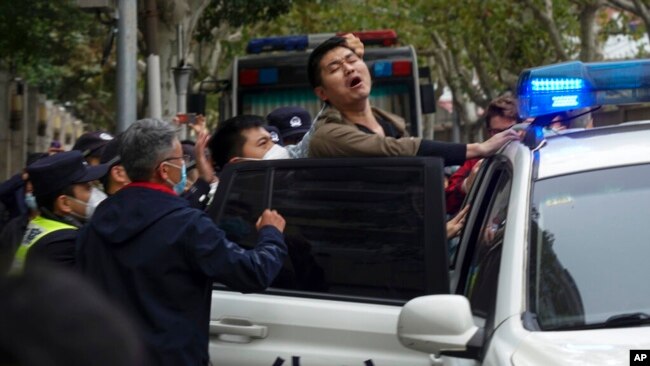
left=209, top=317, right=268, bottom=339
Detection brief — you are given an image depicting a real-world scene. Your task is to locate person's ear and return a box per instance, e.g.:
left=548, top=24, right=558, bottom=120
left=314, top=86, right=328, bottom=102
left=111, top=165, right=129, bottom=184
left=55, top=194, right=73, bottom=215
left=157, top=162, right=171, bottom=181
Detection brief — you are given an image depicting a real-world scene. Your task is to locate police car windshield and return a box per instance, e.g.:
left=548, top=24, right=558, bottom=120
left=529, top=163, right=650, bottom=331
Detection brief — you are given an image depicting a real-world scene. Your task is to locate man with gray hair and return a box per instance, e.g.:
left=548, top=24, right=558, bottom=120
left=76, top=118, right=287, bottom=366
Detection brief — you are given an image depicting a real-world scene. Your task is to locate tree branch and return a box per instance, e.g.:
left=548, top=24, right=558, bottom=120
left=522, top=0, right=570, bottom=60
left=575, top=0, right=605, bottom=61
left=607, top=0, right=650, bottom=49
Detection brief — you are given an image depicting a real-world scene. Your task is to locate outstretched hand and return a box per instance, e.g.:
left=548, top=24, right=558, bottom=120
left=477, top=128, right=522, bottom=157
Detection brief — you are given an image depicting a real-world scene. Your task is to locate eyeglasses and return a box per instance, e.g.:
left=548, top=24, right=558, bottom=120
left=487, top=127, right=510, bottom=135
left=160, top=155, right=192, bottom=164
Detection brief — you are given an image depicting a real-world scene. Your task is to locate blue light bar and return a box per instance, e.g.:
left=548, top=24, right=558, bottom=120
left=247, top=35, right=309, bottom=54
left=517, top=59, right=650, bottom=118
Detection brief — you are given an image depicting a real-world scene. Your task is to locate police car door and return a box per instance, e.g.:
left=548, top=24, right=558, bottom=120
left=207, top=157, right=449, bottom=366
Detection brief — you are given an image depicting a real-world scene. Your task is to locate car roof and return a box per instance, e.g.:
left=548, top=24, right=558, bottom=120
left=535, top=120, right=650, bottom=179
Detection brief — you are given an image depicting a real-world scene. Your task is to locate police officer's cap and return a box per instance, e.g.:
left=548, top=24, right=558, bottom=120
left=267, top=107, right=311, bottom=140
left=72, top=131, right=114, bottom=158
left=27, top=151, right=110, bottom=197
left=263, top=125, right=284, bottom=146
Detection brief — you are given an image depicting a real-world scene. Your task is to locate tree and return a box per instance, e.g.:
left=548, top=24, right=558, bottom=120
left=0, top=0, right=117, bottom=129
left=149, top=0, right=293, bottom=120
left=607, top=0, right=650, bottom=41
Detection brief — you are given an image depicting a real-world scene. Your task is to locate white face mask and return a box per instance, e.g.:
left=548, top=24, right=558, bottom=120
left=262, top=144, right=291, bottom=160
left=67, top=187, right=107, bottom=220
left=87, top=186, right=107, bottom=217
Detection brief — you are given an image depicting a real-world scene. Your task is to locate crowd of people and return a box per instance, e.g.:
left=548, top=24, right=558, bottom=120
left=0, top=33, right=593, bottom=365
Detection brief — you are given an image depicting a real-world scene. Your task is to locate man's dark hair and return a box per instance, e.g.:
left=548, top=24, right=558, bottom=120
left=209, top=115, right=265, bottom=171
left=307, top=36, right=352, bottom=89
left=484, top=94, right=519, bottom=129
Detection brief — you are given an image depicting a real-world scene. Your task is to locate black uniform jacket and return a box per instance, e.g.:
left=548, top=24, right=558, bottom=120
left=76, top=182, right=287, bottom=366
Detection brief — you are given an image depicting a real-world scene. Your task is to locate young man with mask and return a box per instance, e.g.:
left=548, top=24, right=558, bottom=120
left=76, top=118, right=287, bottom=366
left=306, top=36, right=520, bottom=163
left=10, top=151, right=109, bottom=272
left=209, top=114, right=291, bottom=172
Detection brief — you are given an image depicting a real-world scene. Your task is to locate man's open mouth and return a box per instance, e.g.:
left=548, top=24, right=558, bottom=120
left=348, top=76, right=362, bottom=88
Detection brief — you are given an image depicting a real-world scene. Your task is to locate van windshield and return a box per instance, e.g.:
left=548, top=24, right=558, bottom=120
left=529, top=163, right=650, bottom=331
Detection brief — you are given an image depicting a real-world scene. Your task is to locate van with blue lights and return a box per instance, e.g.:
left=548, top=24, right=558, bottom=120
left=396, top=58, right=650, bottom=365
left=218, top=30, right=435, bottom=137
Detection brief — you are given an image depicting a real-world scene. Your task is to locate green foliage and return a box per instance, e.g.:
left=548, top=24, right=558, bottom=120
left=195, top=0, right=294, bottom=42
left=0, top=0, right=117, bottom=129
left=0, top=1, right=87, bottom=67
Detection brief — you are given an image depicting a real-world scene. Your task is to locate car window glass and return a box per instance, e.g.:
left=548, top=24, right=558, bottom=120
left=464, top=170, right=512, bottom=318
left=530, top=163, right=650, bottom=330
left=217, top=165, right=432, bottom=303
left=216, top=171, right=266, bottom=246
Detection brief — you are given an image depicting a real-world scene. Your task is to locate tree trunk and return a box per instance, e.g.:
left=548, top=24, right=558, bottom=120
left=578, top=0, right=605, bottom=61
left=523, top=0, right=570, bottom=61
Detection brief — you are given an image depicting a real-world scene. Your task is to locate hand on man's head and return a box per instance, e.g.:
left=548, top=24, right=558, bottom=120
left=341, top=33, right=364, bottom=58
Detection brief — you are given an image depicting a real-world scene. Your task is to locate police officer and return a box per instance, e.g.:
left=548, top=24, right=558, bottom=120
left=11, top=151, right=108, bottom=272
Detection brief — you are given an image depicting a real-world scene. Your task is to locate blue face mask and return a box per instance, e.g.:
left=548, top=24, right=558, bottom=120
left=25, top=192, right=37, bottom=210
left=165, top=161, right=187, bottom=195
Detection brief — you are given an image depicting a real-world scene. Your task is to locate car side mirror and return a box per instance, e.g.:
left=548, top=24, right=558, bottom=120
left=397, top=295, right=480, bottom=356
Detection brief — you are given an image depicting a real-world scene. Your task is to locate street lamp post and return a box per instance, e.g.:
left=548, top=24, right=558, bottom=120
left=172, top=65, right=192, bottom=140
left=116, top=0, right=137, bottom=132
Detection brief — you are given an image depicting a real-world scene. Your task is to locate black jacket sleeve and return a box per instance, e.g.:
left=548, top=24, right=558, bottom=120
left=416, top=140, right=467, bottom=166
left=187, top=214, right=288, bottom=293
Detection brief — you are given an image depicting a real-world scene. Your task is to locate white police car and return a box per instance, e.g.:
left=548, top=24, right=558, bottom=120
left=397, top=59, right=650, bottom=365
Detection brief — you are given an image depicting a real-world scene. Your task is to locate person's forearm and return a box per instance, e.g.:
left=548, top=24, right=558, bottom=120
left=466, top=143, right=484, bottom=160
left=416, top=140, right=466, bottom=166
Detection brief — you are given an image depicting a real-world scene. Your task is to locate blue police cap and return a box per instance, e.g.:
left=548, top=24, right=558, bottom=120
left=27, top=151, right=110, bottom=196
left=267, top=107, right=311, bottom=139
left=264, top=125, right=284, bottom=146
left=72, top=131, right=114, bottom=158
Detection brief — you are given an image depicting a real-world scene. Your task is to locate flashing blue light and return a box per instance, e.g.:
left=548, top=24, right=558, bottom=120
left=373, top=61, right=392, bottom=77
left=551, top=95, right=579, bottom=108
left=517, top=59, right=650, bottom=118
left=258, top=68, right=278, bottom=84
left=530, top=78, right=584, bottom=92
left=247, top=35, right=308, bottom=54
